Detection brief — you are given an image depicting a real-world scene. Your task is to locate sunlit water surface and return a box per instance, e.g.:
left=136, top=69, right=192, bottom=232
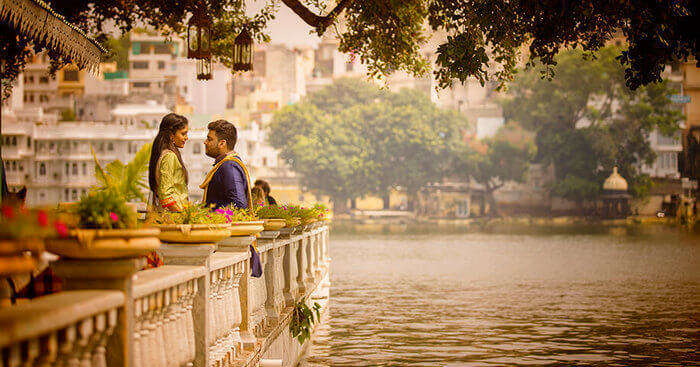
left=300, top=223, right=699, bottom=366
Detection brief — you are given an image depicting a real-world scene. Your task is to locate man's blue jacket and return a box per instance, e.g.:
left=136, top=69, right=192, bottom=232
left=204, top=156, right=249, bottom=210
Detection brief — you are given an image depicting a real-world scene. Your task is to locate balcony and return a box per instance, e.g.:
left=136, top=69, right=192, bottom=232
left=0, top=226, right=331, bottom=367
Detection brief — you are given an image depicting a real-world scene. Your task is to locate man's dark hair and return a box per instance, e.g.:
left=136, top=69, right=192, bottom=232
left=207, top=119, right=237, bottom=150
left=254, top=179, right=271, bottom=194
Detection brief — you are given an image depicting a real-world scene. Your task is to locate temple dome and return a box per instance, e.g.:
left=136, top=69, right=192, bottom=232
left=603, top=166, right=628, bottom=192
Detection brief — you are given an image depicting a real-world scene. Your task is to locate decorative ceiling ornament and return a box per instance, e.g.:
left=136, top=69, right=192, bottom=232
left=0, top=0, right=106, bottom=75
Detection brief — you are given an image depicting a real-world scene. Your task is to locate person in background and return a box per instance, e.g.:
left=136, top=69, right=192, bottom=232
left=254, top=179, right=277, bottom=205
left=251, top=186, right=267, bottom=208
left=201, top=120, right=252, bottom=210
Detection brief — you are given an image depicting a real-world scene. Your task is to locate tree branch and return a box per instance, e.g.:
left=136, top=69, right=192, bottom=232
left=280, top=0, right=354, bottom=35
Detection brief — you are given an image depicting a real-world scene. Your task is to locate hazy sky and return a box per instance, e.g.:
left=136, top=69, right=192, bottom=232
left=248, top=1, right=321, bottom=47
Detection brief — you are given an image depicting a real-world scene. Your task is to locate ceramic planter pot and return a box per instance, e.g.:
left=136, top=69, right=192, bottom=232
left=262, top=219, right=286, bottom=231
left=229, top=221, right=265, bottom=236
left=155, top=224, right=231, bottom=244
left=45, top=228, right=160, bottom=259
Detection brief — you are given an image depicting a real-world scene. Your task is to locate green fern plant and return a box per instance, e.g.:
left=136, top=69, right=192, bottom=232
left=289, top=300, right=321, bottom=344
left=92, top=143, right=151, bottom=202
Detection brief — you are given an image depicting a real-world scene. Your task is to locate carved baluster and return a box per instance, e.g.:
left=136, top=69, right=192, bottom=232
left=6, top=344, right=21, bottom=367
left=230, top=262, right=244, bottom=358
left=155, top=291, right=167, bottom=367
left=175, top=284, right=188, bottom=367
left=160, top=289, right=174, bottom=367
left=283, top=241, right=298, bottom=307
left=138, top=298, right=151, bottom=367
left=95, top=309, right=117, bottom=367
left=35, top=332, right=58, bottom=367
left=19, top=338, right=39, bottom=367
left=133, top=299, right=142, bottom=367
left=223, top=266, right=235, bottom=364
left=186, top=280, right=197, bottom=365
left=90, top=313, right=107, bottom=367
left=296, top=237, right=308, bottom=296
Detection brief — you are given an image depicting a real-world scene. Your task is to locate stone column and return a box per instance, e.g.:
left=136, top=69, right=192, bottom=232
left=264, top=243, right=285, bottom=324
left=52, top=257, right=144, bottom=367
left=295, top=236, right=308, bottom=296
left=282, top=239, right=298, bottom=307
left=217, top=237, right=256, bottom=352
left=157, top=243, right=216, bottom=367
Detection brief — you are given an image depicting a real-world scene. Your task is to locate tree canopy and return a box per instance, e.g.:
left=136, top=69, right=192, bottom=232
left=268, top=78, right=468, bottom=211
left=500, top=45, right=684, bottom=206
left=1, top=0, right=696, bottom=99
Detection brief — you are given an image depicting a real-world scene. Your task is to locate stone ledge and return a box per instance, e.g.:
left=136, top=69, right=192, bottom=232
left=0, top=290, right=124, bottom=347
left=132, top=265, right=206, bottom=298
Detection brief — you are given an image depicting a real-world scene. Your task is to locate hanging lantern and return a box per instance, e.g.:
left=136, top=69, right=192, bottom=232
left=187, top=9, right=212, bottom=59
left=196, top=58, right=212, bottom=80
left=233, top=27, right=253, bottom=72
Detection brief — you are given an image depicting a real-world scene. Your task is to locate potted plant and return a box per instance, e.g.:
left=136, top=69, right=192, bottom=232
left=0, top=206, right=63, bottom=276
left=214, top=205, right=264, bottom=236
left=256, top=205, right=293, bottom=230
left=148, top=203, right=232, bottom=243
left=45, top=189, right=160, bottom=259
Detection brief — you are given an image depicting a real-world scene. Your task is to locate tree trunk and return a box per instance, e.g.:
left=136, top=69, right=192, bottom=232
left=333, top=196, right=350, bottom=214
left=486, top=189, right=500, bottom=217
left=382, top=191, right=391, bottom=210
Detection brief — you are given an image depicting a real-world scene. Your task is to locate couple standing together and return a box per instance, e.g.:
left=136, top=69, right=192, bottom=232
left=147, top=113, right=274, bottom=212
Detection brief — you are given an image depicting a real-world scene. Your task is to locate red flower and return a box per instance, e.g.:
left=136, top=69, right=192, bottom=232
left=54, top=221, right=69, bottom=238
left=37, top=210, right=49, bottom=227
left=1, top=205, right=15, bottom=220
left=109, top=212, right=119, bottom=223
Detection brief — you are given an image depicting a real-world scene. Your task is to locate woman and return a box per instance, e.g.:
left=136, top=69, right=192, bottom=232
left=146, top=113, right=189, bottom=268
left=148, top=113, right=189, bottom=212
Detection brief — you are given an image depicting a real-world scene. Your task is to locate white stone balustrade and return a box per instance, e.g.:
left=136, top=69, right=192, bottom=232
left=132, top=265, right=205, bottom=367
left=0, top=225, right=331, bottom=367
left=0, top=290, right=123, bottom=367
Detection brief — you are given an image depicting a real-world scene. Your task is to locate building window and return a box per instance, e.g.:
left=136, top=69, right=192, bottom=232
left=657, top=132, right=679, bottom=146
left=132, top=82, right=150, bottom=88
left=71, top=189, right=78, bottom=201
left=39, top=94, right=48, bottom=102
left=107, top=142, right=114, bottom=151
left=132, top=61, right=149, bottom=70
left=193, top=144, right=201, bottom=154
left=262, top=157, right=268, bottom=166
left=64, top=189, right=69, bottom=201
left=18, top=163, right=23, bottom=172
left=11, top=137, right=17, bottom=146
left=65, top=163, right=69, bottom=175
left=63, top=70, right=79, bottom=82
left=27, top=137, right=31, bottom=148
left=82, top=163, right=87, bottom=175
left=72, top=163, right=78, bottom=175
left=39, top=76, right=49, bottom=84
left=158, top=61, right=166, bottom=70
left=153, top=44, right=171, bottom=54
left=345, top=61, right=354, bottom=72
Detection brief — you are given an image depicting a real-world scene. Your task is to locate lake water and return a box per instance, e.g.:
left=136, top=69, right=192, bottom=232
left=300, top=223, right=699, bottom=366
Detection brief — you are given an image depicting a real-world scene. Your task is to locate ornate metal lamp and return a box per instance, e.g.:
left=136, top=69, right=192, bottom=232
left=196, top=58, right=212, bottom=80
left=233, top=27, right=253, bottom=72
left=187, top=9, right=212, bottom=60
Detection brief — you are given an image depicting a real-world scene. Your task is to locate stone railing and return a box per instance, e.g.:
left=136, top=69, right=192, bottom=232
left=0, top=225, right=330, bottom=367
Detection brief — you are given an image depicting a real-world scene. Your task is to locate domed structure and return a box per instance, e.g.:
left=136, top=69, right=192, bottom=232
left=600, top=166, right=630, bottom=219
left=603, top=166, right=628, bottom=192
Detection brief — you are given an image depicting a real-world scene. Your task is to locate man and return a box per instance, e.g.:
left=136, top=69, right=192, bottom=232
left=254, top=179, right=277, bottom=205
left=200, top=120, right=252, bottom=210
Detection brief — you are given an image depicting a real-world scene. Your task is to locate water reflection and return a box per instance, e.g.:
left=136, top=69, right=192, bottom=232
left=301, top=223, right=699, bottom=366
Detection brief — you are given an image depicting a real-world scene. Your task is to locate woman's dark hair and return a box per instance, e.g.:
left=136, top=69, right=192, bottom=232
left=148, top=113, right=189, bottom=197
